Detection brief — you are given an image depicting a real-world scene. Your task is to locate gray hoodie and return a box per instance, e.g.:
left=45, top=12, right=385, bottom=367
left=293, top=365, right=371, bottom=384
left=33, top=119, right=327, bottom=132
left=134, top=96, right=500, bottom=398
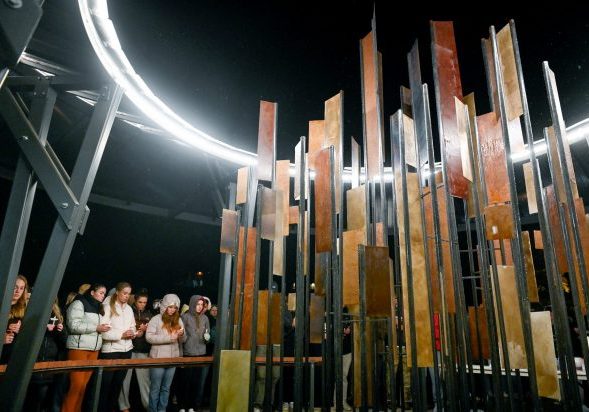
left=180, top=295, right=209, bottom=356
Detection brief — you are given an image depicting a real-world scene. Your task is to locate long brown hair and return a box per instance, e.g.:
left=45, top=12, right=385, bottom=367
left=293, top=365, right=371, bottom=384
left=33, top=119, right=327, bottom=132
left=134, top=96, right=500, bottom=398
left=109, top=282, right=131, bottom=316
left=10, top=275, right=28, bottom=321
left=51, top=299, right=63, bottom=324
left=162, top=309, right=181, bottom=334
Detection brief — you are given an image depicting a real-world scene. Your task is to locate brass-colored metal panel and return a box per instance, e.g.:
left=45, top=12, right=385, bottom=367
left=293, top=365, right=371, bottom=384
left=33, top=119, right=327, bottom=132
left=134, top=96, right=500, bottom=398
left=547, top=126, right=579, bottom=202
left=522, top=232, right=539, bottom=303
left=375, top=221, right=386, bottom=247
left=236, top=167, right=249, bottom=205
left=308, top=120, right=325, bottom=170
left=523, top=161, right=538, bottom=214
left=216, top=350, right=251, bottom=411
left=495, top=265, right=527, bottom=369
left=314, top=252, right=329, bottom=297
left=260, top=187, right=276, bottom=241
left=220, top=209, right=238, bottom=254
left=365, top=246, right=393, bottom=317
left=275, top=160, right=290, bottom=236
left=287, top=293, right=296, bottom=312
left=402, top=113, right=417, bottom=168
left=257, top=290, right=281, bottom=345
left=257, top=101, right=276, bottom=182
left=343, top=229, right=365, bottom=306
left=288, top=205, right=299, bottom=225
left=351, top=137, right=360, bottom=189
left=237, top=228, right=257, bottom=350
left=309, top=294, right=324, bottom=344
left=497, top=24, right=523, bottom=122
left=530, top=311, right=560, bottom=400
left=484, top=203, right=514, bottom=240
left=545, top=185, right=568, bottom=273
left=346, top=185, right=366, bottom=231
left=325, top=92, right=343, bottom=214
left=273, top=230, right=284, bottom=276
left=361, top=31, right=382, bottom=180
left=533, top=230, right=543, bottom=249
left=314, top=147, right=333, bottom=252
left=455, top=97, right=473, bottom=181
left=478, top=112, right=510, bottom=204
left=469, top=306, right=490, bottom=360
left=432, top=21, right=469, bottom=199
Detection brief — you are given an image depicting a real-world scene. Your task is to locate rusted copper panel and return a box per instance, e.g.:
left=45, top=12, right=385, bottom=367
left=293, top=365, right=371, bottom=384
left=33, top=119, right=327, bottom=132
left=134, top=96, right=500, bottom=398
left=365, top=246, right=393, bottom=317
left=216, top=350, right=251, bottom=411
left=220, top=209, right=238, bottom=254
left=325, top=92, right=343, bottom=214
left=533, top=230, right=543, bottom=249
left=351, top=137, right=360, bottom=189
left=308, top=120, right=325, bottom=170
left=375, top=222, right=386, bottom=246
left=346, top=185, right=366, bottom=231
left=257, top=100, right=276, bottom=182
left=523, top=161, right=538, bottom=214
left=237, top=228, right=257, bottom=350
left=477, top=112, right=510, bottom=204
left=260, top=187, right=276, bottom=241
left=275, top=160, right=290, bottom=236
left=495, top=265, right=527, bottom=369
left=402, top=113, right=417, bottom=168
left=497, top=24, right=523, bottom=122
left=546, top=126, right=579, bottom=202
left=545, top=185, right=568, bottom=273
left=431, top=21, right=469, bottom=199
left=531, top=311, right=560, bottom=400
left=361, top=31, right=383, bottom=180
left=309, top=294, right=325, bottom=344
left=343, top=229, right=365, bottom=306
left=455, top=97, right=473, bottom=182
left=256, top=290, right=281, bottom=345
left=469, top=306, right=490, bottom=360
left=288, top=205, right=299, bottom=225
left=522, top=232, right=539, bottom=302
left=314, top=252, right=329, bottom=297
left=314, top=148, right=333, bottom=253
left=484, top=203, right=514, bottom=240
left=236, top=167, right=249, bottom=205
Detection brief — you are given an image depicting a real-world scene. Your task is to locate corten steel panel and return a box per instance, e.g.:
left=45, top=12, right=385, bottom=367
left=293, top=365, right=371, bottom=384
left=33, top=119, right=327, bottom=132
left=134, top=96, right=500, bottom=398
left=346, top=185, right=366, bottom=231
left=236, top=167, right=249, bottom=205
left=523, top=162, right=538, bottom=214
left=216, top=350, right=251, bottom=411
left=343, top=229, right=366, bottom=306
left=455, top=97, right=473, bottom=182
left=219, top=209, right=238, bottom=254
left=256, top=290, right=281, bottom=345
left=365, top=246, right=393, bottom=317
left=494, top=265, right=527, bottom=369
left=398, top=173, right=434, bottom=367
left=483, top=38, right=500, bottom=115
left=497, top=24, right=524, bottom=122
left=275, top=160, right=290, bottom=236
left=361, top=31, right=383, bottom=180
left=314, top=252, right=329, bottom=297
left=545, top=185, right=568, bottom=273
left=375, top=222, right=386, bottom=247
left=533, top=230, right=543, bottom=249
left=522, top=232, right=540, bottom=303
left=314, top=148, right=334, bottom=253
left=287, top=293, right=296, bottom=312
left=507, top=117, right=525, bottom=155
left=237, top=228, right=257, bottom=350
left=484, top=203, right=515, bottom=240
left=402, top=113, right=417, bottom=168
left=309, top=294, right=325, bottom=344
left=325, top=92, right=343, bottom=213
left=530, top=312, right=560, bottom=400
left=432, top=21, right=469, bottom=199
left=288, top=205, right=299, bottom=225
left=468, top=306, right=490, bottom=360
left=353, top=318, right=373, bottom=407
left=257, top=100, right=276, bottom=182
left=351, top=137, right=360, bottom=189
left=260, top=187, right=277, bottom=241
left=477, top=112, right=510, bottom=205
left=308, top=120, right=325, bottom=170
left=546, top=126, right=579, bottom=202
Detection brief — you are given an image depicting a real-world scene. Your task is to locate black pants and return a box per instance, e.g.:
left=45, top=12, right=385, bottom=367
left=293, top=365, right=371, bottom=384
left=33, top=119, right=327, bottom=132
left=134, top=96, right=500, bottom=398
left=178, top=356, right=207, bottom=409
left=98, top=350, right=133, bottom=412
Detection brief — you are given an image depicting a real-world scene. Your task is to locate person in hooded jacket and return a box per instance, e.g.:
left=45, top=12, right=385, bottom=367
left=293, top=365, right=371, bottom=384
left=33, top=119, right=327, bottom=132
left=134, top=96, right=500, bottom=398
left=146, top=294, right=186, bottom=412
left=178, top=295, right=210, bottom=412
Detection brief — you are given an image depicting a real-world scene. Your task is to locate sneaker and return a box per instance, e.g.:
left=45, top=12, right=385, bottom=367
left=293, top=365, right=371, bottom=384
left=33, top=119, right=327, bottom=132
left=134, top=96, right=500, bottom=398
left=343, top=401, right=353, bottom=411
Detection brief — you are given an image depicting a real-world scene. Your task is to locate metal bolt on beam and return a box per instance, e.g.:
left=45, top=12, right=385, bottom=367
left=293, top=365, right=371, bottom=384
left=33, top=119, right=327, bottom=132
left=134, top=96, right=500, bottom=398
left=60, top=202, right=69, bottom=209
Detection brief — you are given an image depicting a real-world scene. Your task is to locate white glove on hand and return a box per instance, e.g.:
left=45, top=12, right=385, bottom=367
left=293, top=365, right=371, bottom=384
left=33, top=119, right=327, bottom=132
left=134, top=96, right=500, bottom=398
left=204, top=331, right=211, bottom=342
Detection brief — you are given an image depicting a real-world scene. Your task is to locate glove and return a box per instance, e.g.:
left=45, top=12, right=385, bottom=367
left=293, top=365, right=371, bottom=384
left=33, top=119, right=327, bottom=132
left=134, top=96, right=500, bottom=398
left=204, top=331, right=211, bottom=342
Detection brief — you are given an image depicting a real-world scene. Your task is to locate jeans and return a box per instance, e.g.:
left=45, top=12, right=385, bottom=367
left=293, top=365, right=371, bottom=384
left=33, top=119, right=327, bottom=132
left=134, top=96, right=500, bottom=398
left=149, top=367, right=176, bottom=412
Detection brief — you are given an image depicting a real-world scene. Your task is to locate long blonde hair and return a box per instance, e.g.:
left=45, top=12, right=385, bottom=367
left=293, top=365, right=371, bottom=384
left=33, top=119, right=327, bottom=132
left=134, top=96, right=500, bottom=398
left=10, top=275, right=28, bottom=321
left=162, top=310, right=181, bottom=334
left=51, top=299, right=63, bottom=324
left=109, top=282, right=131, bottom=316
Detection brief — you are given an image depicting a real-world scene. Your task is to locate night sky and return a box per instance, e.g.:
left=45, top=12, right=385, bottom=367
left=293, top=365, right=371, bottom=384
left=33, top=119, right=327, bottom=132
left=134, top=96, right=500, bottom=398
left=2, top=3, right=589, bottom=305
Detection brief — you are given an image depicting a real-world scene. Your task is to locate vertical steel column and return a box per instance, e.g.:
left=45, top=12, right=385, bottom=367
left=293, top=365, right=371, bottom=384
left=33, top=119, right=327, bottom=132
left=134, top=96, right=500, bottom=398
left=358, top=244, right=369, bottom=412
left=0, top=84, right=123, bottom=412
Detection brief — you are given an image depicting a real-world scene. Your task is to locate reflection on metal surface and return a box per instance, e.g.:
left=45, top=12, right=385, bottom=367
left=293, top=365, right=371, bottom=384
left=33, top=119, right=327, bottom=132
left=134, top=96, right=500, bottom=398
left=531, top=312, right=560, bottom=400
left=219, top=209, right=238, bottom=254
left=216, top=350, right=251, bottom=411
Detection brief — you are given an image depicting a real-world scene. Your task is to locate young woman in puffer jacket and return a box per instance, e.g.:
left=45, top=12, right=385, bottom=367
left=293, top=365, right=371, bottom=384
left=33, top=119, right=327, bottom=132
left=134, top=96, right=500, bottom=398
left=146, top=294, right=186, bottom=412
left=178, top=295, right=210, bottom=412
left=62, top=284, right=110, bottom=412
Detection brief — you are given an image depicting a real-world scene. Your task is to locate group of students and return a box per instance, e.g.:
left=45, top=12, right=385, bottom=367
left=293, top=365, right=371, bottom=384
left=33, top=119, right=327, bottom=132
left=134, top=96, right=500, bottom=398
left=2, top=275, right=218, bottom=412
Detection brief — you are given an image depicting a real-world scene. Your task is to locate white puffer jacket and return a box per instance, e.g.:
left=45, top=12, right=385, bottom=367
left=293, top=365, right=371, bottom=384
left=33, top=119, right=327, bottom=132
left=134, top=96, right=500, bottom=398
left=100, top=298, right=136, bottom=353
